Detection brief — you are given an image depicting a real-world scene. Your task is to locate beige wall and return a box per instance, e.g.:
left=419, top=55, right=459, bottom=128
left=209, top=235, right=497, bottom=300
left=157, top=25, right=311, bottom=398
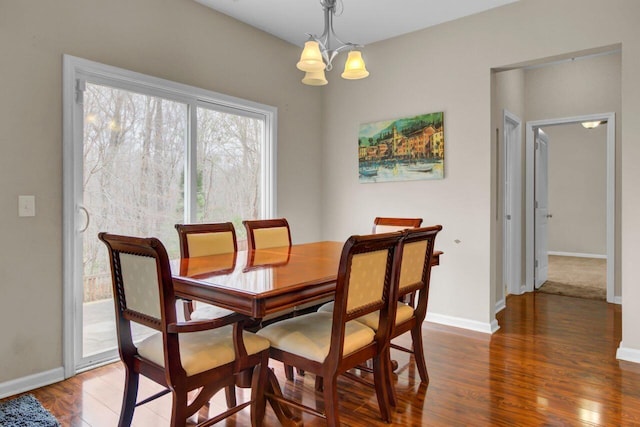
left=321, top=0, right=640, bottom=353
left=0, top=0, right=323, bottom=385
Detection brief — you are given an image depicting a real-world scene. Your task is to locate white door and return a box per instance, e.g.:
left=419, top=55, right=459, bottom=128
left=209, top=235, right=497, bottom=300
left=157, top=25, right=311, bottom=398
left=503, top=110, right=522, bottom=296
left=534, top=129, right=550, bottom=288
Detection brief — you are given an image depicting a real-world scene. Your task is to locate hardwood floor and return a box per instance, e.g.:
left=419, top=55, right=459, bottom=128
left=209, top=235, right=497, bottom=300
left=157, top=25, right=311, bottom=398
left=6, top=292, right=640, bottom=426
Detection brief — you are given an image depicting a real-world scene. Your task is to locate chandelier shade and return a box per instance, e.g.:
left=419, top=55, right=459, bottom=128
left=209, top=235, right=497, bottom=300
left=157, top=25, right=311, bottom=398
left=298, top=0, right=369, bottom=85
left=581, top=120, right=605, bottom=129
left=297, top=41, right=326, bottom=72
left=302, top=70, right=329, bottom=86
left=341, top=50, right=369, bottom=79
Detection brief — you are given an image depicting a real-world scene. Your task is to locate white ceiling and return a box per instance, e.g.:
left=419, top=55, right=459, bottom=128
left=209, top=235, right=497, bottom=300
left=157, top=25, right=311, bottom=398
left=195, top=0, right=519, bottom=47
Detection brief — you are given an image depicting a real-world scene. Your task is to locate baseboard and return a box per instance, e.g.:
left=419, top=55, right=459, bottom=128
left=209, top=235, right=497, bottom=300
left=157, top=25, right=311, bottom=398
left=495, top=298, right=506, bottom=314
left=616, top=342, right=640, bottom=364
left=613, top=296, right=622, bottom=305
left=0, top=367, right=65, bottom=399
left=548, top=251, right=606, bottom=259
left=426, top=312, right=500, bottom=334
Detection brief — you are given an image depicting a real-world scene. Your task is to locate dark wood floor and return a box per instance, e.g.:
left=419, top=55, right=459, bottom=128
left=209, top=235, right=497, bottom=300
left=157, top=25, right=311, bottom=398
left=7, top=292, right=640, bottom=426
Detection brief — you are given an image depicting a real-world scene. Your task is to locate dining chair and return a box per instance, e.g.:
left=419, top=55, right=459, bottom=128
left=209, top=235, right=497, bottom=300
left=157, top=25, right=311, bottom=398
left=242, top=217, right=303, bottom=380
left=373, top=216, right=424, bottom=308
left=318, top=225, right=441, bottom=406
left=243, top=218, right=292, bottom=251
left=256, top=232, right=404, bottom=426
left=174, top=222, right=238, bottom=321
left=373, top=217, right=423, bottom=234
left=98, top=232, right=270, bottom=427
left=176, top=222, right=238, bottom=258
left=244, top=217, right=330, bottom=310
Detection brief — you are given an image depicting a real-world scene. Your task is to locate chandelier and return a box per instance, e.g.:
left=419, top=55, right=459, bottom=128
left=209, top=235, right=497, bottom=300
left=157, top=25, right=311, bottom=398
left=581, top=120, right=605, bottom=129
left=296, top=0, right=369, bottom=86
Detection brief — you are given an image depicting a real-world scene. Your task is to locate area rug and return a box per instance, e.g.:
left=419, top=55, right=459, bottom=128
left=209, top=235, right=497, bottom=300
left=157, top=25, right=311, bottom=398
left=0, top=394, right=60, bottom=426
left=538, top=280, right=606, bottom=301
left=537, top=255, right=607, bottom=301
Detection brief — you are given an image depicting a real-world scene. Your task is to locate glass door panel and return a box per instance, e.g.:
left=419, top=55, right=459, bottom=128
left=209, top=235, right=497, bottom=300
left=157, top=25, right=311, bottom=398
left=196, top=106, right=264, bottom=242
left=80, top=82, right=187, bottom=365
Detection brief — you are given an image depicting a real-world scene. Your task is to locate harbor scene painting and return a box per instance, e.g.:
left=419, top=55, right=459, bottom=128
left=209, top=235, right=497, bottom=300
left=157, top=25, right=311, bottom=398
left=358, top=112, right=444, bottom=183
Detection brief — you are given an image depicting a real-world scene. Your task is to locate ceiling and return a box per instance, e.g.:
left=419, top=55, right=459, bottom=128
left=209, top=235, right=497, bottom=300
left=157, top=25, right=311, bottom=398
left=195, top=0, right=519, bottom=47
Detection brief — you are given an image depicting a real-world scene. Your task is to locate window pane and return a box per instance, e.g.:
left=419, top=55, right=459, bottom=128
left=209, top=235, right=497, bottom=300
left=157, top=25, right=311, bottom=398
left=197, top=107, right=264, bottom=238
left=82, top=83, right=186, bottom=357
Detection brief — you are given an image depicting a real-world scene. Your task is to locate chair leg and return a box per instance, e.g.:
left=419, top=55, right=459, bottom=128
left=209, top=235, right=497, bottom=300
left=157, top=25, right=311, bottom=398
left=322, top=374, right=340, bottom=427
left=284, top=363, right=294, bottom=381
left=170, top=387, right=189, bottom=427
left=314, top=375, right=323, bottom=392
left=225, top=385, right=237, bottom=408
left=373, top=355, right=392, bottom=422
left=182, top=300, right=194, bottom=321
left=411, top=325, right=429, bottom=383
left=118, top=368, right=139, bottom=427
left=383, top=348, right=397, bottom=408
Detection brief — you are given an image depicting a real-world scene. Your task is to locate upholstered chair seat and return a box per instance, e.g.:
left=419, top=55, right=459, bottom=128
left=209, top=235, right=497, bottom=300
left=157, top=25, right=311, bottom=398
left=257, top=312, right=374, bottom=363
left=318, top=300, right=414, bottom=330
left=138, top=325, right=270, bottom=376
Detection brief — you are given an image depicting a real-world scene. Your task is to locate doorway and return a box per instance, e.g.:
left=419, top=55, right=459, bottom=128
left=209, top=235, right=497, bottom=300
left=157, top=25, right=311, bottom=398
left=525, top=113, right=615, bottom=302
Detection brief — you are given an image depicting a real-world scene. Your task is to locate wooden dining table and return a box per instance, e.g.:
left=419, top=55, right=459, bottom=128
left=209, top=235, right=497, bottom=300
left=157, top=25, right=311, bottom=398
left=171, top=240, right=441, bottom=319
left=171, top=240, right=441, bottom=426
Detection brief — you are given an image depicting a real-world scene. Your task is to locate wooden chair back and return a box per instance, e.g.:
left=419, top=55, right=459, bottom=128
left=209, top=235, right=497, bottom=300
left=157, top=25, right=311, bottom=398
left=243, top=218, right=292, bottom=251
left=397, top=225, right=442, bottom=318
left=98, top=233, right=181, bottom=375
left=175, top=222, right=237, bottom=258
left=327, top=232, right=403, bottom=367
left=373, top=217, right=423, bottom=234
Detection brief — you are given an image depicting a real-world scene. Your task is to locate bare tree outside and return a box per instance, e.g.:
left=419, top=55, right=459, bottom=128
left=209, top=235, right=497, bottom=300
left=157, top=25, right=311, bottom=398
left=82, top=84, right=186, bottom=302
left=197, top=106, right=263, bottom=238
left=81, top=83, right=264, bottom=356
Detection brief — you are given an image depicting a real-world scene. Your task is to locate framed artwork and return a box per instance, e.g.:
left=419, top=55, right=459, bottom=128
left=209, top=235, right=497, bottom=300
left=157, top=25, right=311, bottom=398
left=358, top=112, right=444, bottom=183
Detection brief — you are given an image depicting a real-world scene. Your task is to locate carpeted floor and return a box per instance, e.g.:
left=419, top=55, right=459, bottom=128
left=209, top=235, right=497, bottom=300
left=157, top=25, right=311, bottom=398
left=538, top=255, right=606, bottom=301
left=0, top=394, right=60, bottom=426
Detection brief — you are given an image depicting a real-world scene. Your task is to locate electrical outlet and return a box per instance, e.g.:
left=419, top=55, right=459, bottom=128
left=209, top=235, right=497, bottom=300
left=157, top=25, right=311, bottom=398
left=18, top=195, right=35, bottom=217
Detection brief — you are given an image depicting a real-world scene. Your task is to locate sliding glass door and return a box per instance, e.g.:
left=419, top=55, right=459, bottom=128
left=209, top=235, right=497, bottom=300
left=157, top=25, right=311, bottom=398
left=64, top=56, right=276, bottom=372
left=80, top=82, right=187, bottom=365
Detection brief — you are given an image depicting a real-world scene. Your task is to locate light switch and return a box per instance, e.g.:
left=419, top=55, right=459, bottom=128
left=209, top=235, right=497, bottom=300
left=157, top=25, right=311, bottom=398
left=18, top=195, right=35, bottom=217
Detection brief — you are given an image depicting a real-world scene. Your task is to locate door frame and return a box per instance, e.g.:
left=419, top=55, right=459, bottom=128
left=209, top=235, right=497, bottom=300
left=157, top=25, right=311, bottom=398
left=525, top=112, right=615, bottom=302
left=503, top=110, right=524, bottom=297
